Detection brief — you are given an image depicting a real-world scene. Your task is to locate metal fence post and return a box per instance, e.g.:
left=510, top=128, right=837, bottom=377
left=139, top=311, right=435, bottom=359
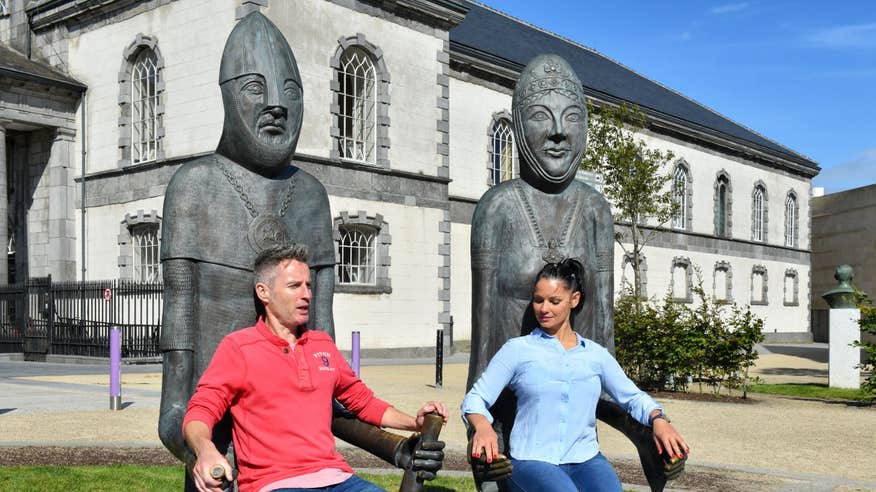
left=351, top=331, right=361, bottom=377
left=435, top=328, right=443, bottom=389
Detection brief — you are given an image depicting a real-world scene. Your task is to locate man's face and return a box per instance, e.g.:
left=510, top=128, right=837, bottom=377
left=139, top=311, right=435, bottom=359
left=261, top=259, right=311, bottom=329
left=231, top=73, right=302, bottom=148
left=521, top=91, right=587, bottom=180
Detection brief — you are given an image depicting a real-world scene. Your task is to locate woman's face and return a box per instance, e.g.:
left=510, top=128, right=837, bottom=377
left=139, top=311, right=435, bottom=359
left=532, top=277, right=580, bottom=332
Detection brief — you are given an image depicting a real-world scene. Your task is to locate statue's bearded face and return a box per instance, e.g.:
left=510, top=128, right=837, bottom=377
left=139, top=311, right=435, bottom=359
left=520, top=91, right=587, bottom=180
left=228, top=73, right=302, bottom=149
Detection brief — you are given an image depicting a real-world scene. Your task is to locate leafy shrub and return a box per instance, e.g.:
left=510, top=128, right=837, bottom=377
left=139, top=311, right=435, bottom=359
left=615, top=273, right=764, bottom=395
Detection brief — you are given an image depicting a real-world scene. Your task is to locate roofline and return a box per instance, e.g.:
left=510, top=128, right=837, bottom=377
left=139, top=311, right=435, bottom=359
left=0, top=65, right=87, bottom=93
left=449, top=41, right=819, bottom=177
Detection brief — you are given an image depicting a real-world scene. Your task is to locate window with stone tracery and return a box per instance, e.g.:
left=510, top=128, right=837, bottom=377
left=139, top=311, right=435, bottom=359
left=131, top=48, right=160, bottom=164
left=489, top=117, right=515, bottom=185
left=784, top=191, right=798, bottom=247
left=337, top=224, right=376, bottom=285
left=671, top=161, right=691, bottom=230
left=0, top=1, right=8, bottom=16
left=338, top=47, right=377, bottom=163
left=132, top=224, right=160, bottom=283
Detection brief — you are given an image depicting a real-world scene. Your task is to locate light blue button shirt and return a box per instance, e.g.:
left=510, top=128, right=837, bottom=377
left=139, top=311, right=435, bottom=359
left=461, top=328, right=661, bottom=464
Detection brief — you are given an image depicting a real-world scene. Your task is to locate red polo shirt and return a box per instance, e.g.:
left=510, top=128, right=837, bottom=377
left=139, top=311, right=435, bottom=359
left=184, top=319, right=391, bottom=492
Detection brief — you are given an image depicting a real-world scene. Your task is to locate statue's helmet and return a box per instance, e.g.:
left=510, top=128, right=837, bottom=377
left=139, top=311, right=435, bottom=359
left=216, top=12, right=303, bottom=175
left=512, top=54, right=588, bottom=192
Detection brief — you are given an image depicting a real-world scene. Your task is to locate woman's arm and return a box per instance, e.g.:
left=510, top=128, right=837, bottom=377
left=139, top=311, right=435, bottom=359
left=461, top=341, right=518, bottom=461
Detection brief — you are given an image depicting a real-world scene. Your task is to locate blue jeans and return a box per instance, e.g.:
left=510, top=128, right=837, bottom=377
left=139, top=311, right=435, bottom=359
left=273, top=474, right=385, bottom=491
left=507, top=453, right=622, bottom=492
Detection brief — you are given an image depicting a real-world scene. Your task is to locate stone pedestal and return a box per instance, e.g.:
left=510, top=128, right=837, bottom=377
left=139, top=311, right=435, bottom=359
left=828, top=308, right=861, bottom=389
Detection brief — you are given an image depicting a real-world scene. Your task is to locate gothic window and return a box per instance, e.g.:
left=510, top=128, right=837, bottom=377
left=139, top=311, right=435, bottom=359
left=488, top=114, right=515, bottom=185
left=671, top=256, right=693, bottom=303
left=714, top=172, right=732, bottom=238
left=713, top=261, right=732, bottom=303
left=784, top=191, right=799, bottom=247
left=751, top=265, right=768, bottom=305
left=132, top=224, right=160, bottom=282
left=0, top=1, right=8, bottom=16
left=671, top=161, right=691, bottom=230
left=330, top=35, right=390, bottom=168
left=333, top=212, right=391, bottom=294
left=783, top=269, right=799, bottom=306
left=118, top=211, right=161, bottom=282
left=118, top=34, right=165, bottom=167
left=751, top=182, right=768, bottom=242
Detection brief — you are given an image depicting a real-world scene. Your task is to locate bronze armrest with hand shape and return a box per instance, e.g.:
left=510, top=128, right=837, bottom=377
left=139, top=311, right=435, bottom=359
left=596, top=399, right=685, bottom=492
left=331, top=401, right=446, bottom=483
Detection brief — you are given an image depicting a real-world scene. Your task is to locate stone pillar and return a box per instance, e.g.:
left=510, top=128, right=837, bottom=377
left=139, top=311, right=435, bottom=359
left=0, top=122, right=7, bottom=284
left=828, top=309, right=861, bottom=389
left=822, top=264, right=862, bottom=389
left=46, top=127, right=77, bottom=281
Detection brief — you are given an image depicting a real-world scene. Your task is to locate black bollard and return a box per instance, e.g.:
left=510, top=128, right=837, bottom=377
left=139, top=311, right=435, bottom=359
left=435, top=329, right=443, bottom=389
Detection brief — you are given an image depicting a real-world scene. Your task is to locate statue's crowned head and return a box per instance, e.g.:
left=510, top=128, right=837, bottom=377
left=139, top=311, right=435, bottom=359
left=512, top=54, right=588, bottom=193
left=216, top=12, right=303, bottom=175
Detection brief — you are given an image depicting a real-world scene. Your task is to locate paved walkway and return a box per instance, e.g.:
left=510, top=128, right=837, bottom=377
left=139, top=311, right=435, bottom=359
left=0, top=345, right=874, bottom=491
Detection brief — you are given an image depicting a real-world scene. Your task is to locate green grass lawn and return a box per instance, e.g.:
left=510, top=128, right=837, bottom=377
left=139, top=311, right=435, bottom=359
left=0, top=466, right=475, bottom=491
left=748, top=383, right=875, bottom=402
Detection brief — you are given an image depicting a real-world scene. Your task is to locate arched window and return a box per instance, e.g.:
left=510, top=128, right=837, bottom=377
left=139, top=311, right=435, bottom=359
left=671, top=161, right=691, bottom=230
left=752, top=183, right=767, bottom=242
left=784, top=191, right=798, bottom=247
left=330, top=35, right=390, bottom=168
left=671, top=256, right=693, bottom=303
left=119, top=34, right=164, bottom=167
left=751, top=265, right=768, bottom=305
left=489, top=114, right=515, bottom=185
left=783, top=269, right=799, bottom=306
left=118, top=210, right=161, bottom=282
left=333, top=211, right=392, bottom=294
left=713, top=261, right=732, bottom=302
left=621, top=253, right=647, bottom=297
left=337, top=224, right=376, bottom=285
left=338, top=47, right=376, bottom=163
left=714, top=172, right=732, bottom=238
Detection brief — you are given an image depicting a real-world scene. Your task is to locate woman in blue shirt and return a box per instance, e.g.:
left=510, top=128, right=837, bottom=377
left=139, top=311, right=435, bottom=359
left=462, top=259, right=689, bottom=492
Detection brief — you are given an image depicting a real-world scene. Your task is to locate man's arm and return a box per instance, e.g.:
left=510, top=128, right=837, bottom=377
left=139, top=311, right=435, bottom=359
left=184, top=420, right=234, bottom=492
left=380, top=401, right=448, bottom=432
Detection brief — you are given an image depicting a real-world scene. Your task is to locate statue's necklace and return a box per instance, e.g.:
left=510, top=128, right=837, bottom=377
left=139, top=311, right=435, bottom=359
left=216, top=157, right=296, bottom=253
left=514, top=180, right=580, bottom=264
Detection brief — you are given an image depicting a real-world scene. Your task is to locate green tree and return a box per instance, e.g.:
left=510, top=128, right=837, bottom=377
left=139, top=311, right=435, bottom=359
left=581, top=103, right=677, bottom=305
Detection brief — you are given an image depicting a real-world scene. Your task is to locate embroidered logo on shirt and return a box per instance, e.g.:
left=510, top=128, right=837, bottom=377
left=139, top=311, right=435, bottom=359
left=313, top=351, right=335, bottom=371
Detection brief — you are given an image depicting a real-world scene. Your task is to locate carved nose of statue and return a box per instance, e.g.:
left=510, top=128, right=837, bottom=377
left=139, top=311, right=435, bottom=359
left=265, top=81, right=283, bottom=108
left=549, top=118, right=566, bottom=142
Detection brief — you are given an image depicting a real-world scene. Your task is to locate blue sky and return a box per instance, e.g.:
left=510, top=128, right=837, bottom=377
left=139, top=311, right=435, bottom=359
left=481, top=1, right=876, bottom=194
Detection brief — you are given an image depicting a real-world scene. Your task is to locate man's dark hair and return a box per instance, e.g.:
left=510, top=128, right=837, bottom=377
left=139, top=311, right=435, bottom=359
left=253, top=243, right=309, bottom=288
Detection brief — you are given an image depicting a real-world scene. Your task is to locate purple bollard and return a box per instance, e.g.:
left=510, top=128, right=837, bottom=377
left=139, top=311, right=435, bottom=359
left=351, top=331, right=361, bottom=377
left=110, top=326, right=121, bottom=410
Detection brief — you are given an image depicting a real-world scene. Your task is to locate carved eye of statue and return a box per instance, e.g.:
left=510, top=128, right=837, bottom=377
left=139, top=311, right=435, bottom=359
left=242, top=80, right=265, bottom=96
left=565, top=110, right=583, bottom=123
left=284, top=81, right=301, bottom=101
left=529, top=110, right=550, bottom=122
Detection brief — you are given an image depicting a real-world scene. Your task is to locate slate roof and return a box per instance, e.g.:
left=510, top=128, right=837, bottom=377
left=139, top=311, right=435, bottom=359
left=449, top=1, right=818, bottom=171
left=0, top=44, right=86, bottom=92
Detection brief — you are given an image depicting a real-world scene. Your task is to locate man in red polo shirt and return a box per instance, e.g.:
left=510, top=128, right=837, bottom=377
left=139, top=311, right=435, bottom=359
left=184, top=244, right=448, bottom=492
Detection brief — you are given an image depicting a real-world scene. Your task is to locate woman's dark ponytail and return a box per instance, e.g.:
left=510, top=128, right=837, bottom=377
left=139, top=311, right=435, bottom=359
left=534, top=258, right=586, bottom=312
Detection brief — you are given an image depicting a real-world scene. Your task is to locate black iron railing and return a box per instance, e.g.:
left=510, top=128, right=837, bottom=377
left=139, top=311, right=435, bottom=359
left=0, top=276, right=162, bottom=359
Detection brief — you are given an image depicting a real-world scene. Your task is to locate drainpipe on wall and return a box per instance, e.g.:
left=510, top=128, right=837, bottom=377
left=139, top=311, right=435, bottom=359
left=80, top=92, right=87, bottom=281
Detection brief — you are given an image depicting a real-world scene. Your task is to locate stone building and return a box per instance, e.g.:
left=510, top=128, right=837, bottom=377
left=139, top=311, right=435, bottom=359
left=0, top=0, right=819, bottom=354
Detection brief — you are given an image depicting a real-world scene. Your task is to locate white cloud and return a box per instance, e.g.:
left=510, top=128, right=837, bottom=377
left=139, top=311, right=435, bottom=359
left=807, top=22, right=876, bottom=48
left=710, top=2, right=750, bottom=15
left=813, top=148, right=876, bottom=194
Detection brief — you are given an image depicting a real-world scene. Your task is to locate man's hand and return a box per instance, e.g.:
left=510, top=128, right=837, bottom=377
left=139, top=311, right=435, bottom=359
left=190, top=446, right=233, bottom=492
left=395, top=433, right=446, bottom=481
left=467, top=438, right=513, bottom=482
left=415, top=401, right=448, bottom=429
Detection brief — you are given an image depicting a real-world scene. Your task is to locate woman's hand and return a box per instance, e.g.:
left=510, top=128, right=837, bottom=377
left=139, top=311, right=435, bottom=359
left=652, top=419, right=689, bottom=461
left=415, top=401, right=448, bottom=429
left=467, top=414, right=500, bottom=463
